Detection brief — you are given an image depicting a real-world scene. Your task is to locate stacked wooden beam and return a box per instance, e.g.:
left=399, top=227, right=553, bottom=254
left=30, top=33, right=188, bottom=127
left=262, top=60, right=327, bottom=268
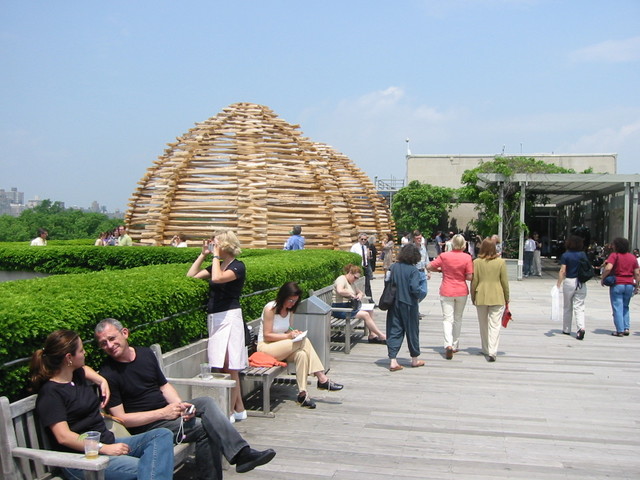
left=125, top=103, right=395, bottom=250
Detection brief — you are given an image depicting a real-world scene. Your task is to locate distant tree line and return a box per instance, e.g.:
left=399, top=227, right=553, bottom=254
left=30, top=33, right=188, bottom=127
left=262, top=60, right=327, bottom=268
left=0, top=200, right=121, bottom=242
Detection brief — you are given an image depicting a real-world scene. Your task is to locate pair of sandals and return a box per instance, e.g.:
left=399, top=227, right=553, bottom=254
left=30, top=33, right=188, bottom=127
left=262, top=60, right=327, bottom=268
left=389, top=360, right=425, bottom=371
left=612, top=330, right=630, bottom=337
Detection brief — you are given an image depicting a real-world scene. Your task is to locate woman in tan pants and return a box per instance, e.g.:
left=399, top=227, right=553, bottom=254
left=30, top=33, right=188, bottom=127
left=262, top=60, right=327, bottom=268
left=257, top=282, right=343, bottom=409
left=471, top=239, right=510, bottom=362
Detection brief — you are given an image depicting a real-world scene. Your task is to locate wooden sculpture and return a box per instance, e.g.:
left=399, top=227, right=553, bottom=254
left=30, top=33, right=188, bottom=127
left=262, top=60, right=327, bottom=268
left=125, top=102, right=395, bottom=249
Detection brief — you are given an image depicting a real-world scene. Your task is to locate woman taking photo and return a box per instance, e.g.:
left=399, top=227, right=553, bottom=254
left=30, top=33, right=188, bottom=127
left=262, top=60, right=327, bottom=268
left=333, top=264, right=387, bottom=343
left=386, top=243, right=424, bottom=371
left=601, top=237, right=640, bottom=336
left=187, top=229, right=248, bottom=421
left=257, top=282, right=344, bottom=409
left=556, top=235, right=588, bottom=340
left=471, top=238, right=509, bottom=362
left=30, top=329, right=173, bottom=480
left=427, top=234, right=473, bottom=360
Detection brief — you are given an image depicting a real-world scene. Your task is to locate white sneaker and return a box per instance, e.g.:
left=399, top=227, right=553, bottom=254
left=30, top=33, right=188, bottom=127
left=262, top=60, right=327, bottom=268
left=233, top=410, right=247, bottom=421
left=229, top=414, right=235, bottom=424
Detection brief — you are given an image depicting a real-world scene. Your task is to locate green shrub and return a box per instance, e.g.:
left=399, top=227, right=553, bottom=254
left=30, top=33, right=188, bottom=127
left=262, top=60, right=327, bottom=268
left=0, top=248, right=360, bottom=400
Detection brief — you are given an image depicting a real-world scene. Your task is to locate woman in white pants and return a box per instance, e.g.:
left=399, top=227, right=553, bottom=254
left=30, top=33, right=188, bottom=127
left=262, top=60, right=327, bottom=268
left=471, top=239, right=510, bottom=362
left=556, top=235, right=588, bottom=340
left=428, top=234, right=474, bottom=360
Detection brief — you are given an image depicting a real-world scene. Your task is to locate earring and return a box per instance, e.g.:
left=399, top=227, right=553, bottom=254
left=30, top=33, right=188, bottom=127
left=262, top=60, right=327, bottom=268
left=68, top=360, right=72, bottom=367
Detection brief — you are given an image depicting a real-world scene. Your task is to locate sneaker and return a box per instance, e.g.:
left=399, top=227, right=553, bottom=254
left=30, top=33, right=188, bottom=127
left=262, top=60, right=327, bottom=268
left=229, top=414, right=235, bottom=424
left=233, top=410, right=247, bottom=421
left=297, top=392, right=316, bottom=409
left=234, top=447, right=276, bottom=473
left=576, top=329, right=585, bottom=340
left=317, top=379, right=343, bottom=391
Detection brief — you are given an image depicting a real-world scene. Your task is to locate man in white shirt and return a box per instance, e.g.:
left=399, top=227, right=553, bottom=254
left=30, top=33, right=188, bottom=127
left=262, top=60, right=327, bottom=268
left=523, top=233, right=536, bottom=277
left=350, top=232, right=373, bottom=299
left=30, top=228, right=48, bottom=246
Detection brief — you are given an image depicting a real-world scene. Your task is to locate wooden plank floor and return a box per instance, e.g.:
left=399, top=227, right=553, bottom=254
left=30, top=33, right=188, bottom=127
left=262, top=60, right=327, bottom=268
left=178, top=258, right=640, bottom=479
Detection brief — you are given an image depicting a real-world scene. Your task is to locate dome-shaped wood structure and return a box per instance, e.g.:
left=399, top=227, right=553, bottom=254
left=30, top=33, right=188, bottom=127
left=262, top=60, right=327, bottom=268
left=126, top=102, right=395, bottom=249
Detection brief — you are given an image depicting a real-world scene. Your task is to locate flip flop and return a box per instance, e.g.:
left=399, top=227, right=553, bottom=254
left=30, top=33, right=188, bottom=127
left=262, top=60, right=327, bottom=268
left=389, top=365, right=404, bottom=372
left=411, top=360, right=426, bottom=368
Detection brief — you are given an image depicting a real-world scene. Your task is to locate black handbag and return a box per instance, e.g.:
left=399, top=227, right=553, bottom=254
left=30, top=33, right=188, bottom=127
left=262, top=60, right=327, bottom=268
left=378, top=270, right=396, bottom=311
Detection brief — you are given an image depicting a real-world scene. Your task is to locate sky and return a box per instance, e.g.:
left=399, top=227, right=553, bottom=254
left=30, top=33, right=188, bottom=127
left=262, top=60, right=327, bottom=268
left=1, top=0, right=639, bottom=212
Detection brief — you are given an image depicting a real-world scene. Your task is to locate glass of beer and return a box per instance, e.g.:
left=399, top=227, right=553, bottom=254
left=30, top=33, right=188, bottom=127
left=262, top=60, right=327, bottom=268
left=82, top=431, right=101, bottom=459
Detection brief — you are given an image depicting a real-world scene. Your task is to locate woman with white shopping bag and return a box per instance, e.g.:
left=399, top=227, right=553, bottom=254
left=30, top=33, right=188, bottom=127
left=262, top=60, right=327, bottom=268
left=556, top=235, right=588, bottom=340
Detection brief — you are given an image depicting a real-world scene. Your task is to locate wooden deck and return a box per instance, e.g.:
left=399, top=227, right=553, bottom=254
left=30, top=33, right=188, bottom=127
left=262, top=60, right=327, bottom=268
left=179, top=258, right=640, bottom=479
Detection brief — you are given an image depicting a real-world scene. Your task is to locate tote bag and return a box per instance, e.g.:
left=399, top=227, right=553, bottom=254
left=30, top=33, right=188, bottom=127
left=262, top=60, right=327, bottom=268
left=378, top=270, right=396, bottom=311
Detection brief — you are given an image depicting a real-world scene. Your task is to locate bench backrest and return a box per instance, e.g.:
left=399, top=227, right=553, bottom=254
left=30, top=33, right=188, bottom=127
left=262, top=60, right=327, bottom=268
left=310, top=277, right=365, bottom=306
left=1, top=394, right=51, bottom=480
left=151, top=338, right=209, bottom=379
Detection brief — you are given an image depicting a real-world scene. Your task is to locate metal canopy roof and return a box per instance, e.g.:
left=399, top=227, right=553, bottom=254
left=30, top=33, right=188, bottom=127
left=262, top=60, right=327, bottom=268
left=477, top=173, right=640, bottom=206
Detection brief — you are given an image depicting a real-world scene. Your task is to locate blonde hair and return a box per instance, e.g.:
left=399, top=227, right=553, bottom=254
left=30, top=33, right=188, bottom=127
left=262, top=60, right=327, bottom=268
left=213, top=230, right=242, bottom=257
left=451, top=234, right=466, bottom=251
left=478, top=238, right=499, bottom=260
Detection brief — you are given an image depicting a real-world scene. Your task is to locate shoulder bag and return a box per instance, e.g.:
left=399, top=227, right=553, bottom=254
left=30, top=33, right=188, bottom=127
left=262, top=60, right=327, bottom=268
left=378, top=268, right=397, bottom=311
left=602, top=253, right=617, bottom=287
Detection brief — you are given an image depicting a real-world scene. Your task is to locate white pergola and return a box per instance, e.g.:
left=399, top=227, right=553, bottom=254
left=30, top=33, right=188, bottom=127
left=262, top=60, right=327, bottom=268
left=477, top=173, right=640, bottom=280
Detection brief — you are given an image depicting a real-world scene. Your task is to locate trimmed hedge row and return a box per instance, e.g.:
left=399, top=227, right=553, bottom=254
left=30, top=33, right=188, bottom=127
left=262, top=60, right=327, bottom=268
left=0, top=248, right=359, bottom=400
left=0, top=244, right=277, bottom=275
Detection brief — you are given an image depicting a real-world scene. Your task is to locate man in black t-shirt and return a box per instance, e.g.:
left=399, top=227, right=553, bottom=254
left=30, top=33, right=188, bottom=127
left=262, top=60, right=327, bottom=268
left=95, top=318, right=275, bottom=479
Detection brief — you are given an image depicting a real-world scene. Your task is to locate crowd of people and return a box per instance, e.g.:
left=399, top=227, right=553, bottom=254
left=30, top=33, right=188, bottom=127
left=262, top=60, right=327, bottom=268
left=25, top=225, right=639, bottom=479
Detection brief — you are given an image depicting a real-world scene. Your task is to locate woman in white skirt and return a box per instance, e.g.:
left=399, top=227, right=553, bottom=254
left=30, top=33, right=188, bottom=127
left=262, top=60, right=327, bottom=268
left=187, top=230, right=248, bottom=421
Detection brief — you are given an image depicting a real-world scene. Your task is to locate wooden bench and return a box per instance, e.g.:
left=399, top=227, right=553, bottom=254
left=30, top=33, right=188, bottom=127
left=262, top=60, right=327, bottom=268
left=310, top=282, right=369, bottom=354
left=239, top=318, right=291, bottom=417
left=0, top=394, right=110, bottom=480
left=150, top=338, right=238, bottom=470
left=150, top=338, right=236, bottom=417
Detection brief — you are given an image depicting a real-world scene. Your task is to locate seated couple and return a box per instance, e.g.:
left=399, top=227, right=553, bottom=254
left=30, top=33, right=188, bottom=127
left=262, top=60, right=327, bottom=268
left=31, top=320, right=276, bottom=480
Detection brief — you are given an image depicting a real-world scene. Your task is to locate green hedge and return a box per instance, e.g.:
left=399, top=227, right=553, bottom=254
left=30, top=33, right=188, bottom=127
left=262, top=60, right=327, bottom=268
left=0, top=247, right=359, bottom=400
left=0, top=244, right=277, bottom=274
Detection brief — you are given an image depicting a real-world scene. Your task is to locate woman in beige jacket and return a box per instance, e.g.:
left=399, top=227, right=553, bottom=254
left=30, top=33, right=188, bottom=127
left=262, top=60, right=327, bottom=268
left=471, top=238, right=510, bottom=362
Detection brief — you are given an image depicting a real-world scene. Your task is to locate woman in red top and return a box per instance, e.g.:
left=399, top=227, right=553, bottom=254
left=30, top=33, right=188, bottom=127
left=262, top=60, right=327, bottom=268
left=601, top=237, right=640, bottom=336
left=428, top=234, right=474, bottom=359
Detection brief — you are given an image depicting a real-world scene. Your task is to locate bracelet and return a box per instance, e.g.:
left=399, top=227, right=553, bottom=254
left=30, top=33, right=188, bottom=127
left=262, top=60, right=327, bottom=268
left=287, top=327, right=294, bottom=331
left=213, top=255, right=221, bottom=259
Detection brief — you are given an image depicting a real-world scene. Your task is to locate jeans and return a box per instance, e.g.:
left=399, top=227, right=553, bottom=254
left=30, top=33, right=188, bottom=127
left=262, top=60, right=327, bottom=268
left=523, top=251, right=534, bottom=276
left=609, top=283, right=634, bottom=332
left=139, top=396, right=249, bottom=480
left=63, top=428, right=174, bottom=480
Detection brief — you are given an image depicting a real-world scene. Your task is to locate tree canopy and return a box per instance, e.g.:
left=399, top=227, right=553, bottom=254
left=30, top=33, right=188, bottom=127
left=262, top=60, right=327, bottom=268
left=458, top=156, right=578, bottom=254
left=0, top=200, right=121, bottom=242
left=391, top=181, right=456, bottom=237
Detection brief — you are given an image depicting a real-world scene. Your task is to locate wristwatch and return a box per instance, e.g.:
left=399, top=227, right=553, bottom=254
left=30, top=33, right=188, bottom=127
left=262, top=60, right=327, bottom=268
left=213, top=255, right=221, bottom=259
left=97, top=442, right=104, bottom=452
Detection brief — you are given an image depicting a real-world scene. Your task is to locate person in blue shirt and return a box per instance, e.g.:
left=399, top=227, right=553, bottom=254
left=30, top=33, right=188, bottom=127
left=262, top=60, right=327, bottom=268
left=283, top=226, right=305, bottom=250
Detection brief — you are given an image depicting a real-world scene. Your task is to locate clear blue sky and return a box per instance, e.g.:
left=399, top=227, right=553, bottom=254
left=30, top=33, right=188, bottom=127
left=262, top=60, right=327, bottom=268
left=2, top=0, right=639, bottom=212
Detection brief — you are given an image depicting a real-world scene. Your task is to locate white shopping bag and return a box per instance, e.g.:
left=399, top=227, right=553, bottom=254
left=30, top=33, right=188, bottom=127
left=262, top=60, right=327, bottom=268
left=550, top=285, right=563, bottom=322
